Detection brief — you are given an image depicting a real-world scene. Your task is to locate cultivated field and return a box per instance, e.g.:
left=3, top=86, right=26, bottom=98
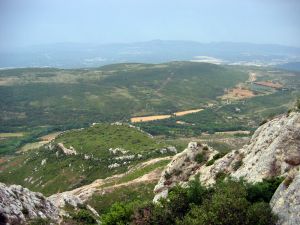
left=131, top=109, right=203, bottom=123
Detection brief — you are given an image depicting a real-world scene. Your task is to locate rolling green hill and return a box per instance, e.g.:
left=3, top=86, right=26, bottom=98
left=0, top=62, right=248, bottom=132
left=0, top=61, right=249, bottom=155
left=0, top=123, right=174, bottom=195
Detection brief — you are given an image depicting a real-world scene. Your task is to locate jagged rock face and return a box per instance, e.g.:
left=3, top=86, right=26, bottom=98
left=0, top=182, right=59, bottom=225
left=153, top=142, right=217, bottom=202
left=196, top=112, right=300, bottom=185
left=271, top=169, right=300, bottom=225
left=151, top=112, right=300, bottom=225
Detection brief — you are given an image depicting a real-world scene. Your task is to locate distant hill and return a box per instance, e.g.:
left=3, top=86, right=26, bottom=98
left=0, top=62, right=248, bottom=136
left=1, top=41, right=300, bottom=68
left=276, top=62, right=300, bottom=72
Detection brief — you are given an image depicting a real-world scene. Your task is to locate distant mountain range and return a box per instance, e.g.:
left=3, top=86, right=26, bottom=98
left=276, top=62, right=300, bottom=72
left=1, top=40, right=300, bottom=68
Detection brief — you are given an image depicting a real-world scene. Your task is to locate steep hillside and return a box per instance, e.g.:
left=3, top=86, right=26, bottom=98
left=153, top=111, right=300, bottom=224
left=154, top=112, right=300, bottom=198
left=0, top=123, right=176, bottom=195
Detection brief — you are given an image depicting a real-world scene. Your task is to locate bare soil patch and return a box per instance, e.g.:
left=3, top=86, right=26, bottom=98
left=221, top=87, right=255, bottom=100
left=131, top=108, right=203, bottom=123
left=174, top=109, right=203, bottom=116
left=254, top=81, right=283, bottom=89
left=131, top=115, right=171, bottom=123
left=39, top=132, right=62, bottom=141
left=0, top=133, right=24, bottom=138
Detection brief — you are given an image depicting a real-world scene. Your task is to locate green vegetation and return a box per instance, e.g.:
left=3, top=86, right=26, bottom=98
left=1, top=62, right=300, bottom=154
left=89, top=183, right=155, bottom=215
left=0, top=62, right=248, bottom=154
left=0, top=124, right=171, bottom=195
left=138, top=89, right=299, bottom=137
left=206, top=152, right=226, bottom=166
left=100, top=178, right=280, bottom=225
left=28, top=218, right=52, bottom=225
left=54, top=123, right=167, bottom=158
left=194, top=153, right=205, bottom=163
left=70, top=209, right=97, bottom=225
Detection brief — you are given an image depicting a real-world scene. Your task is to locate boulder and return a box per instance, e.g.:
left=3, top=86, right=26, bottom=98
left=0, top=183, right=59, bottom=224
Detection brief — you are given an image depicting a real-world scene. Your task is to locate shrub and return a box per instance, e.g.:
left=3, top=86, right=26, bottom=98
left=215, top=171, right=227, bottom=181
left=101, top=201, right=139, bottom=225
left=71, top=209, right=97, bottom=224
left=205, top=152, right=225, bottom=166
left=164, top=171, right=172, bottom=180
left=246, top=177, right=284, bottom=203
left=178, top=180, right=277, bottom=225
left=29, top=218, right=52, bottom=225
left=174, top=169, right=182, bottom=176
left=259, top=119, right=268, bottom=126
left=246, top=202, right=278, bottom=225
left=101, top=179, right=279, bottom=225
left=195, top=153, right=205, bottom=163
left=186, top=175, right=210, bottom=205
left=283, top=176, right=293, bottom=187
left=232, top=160, right=243, bottom=171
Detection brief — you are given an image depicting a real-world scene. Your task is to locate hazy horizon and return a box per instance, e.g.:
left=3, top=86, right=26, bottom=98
left=1, top=0, right=300, bottom=49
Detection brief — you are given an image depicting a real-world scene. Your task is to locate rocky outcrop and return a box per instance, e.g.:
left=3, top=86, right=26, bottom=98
left=0, top=182, right=59, bottom=224
left=195, top=112, right=300, bottom=185
left=153, top=142, right=217, bottom=202
left=271, top=168, right=300, bottom=225
left=57, top=143, right=77, bottom=155
left=152, top=112, right=300, bottom=225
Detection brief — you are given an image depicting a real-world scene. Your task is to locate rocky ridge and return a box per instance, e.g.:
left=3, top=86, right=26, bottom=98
left=271, top=169, right=300, bottom=225
left=153, top=112, right=300, bottom=224
left=0, top=183, right=59, bottom=224
left=196, top=112, right=300, bottom=185
left=153, top=142, right=218, bottom=202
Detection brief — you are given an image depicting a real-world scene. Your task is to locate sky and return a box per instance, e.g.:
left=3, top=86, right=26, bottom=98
left=0, top=0, right=300, bottom=49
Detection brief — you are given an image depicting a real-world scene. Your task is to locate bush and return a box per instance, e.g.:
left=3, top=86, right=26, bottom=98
left=29, top=218, right=52, bottom=225
left=71, top=209, right=97, bottom=224
left=246, top=202, right=278, bottom=225
left=203, top=146, right=209, bottom=151
left=206, top=152, right=225, bottom=166
left=186, top=175, right=211, bottom=205
left=246, top=177, right=284, bottom=203
left=101, top=179, right=280, bottom=225
left=232, top=160, right=243, bottom=171
left=178, top=180, right=277, bottom=225
left=101, top=201, right=140, bottom=225
left=164, top=172, right=172, bottom=180
left=195, top=153, right=205, bottom=163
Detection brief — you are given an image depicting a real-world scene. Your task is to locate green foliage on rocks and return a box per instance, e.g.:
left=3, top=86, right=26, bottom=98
left=100, top=178, right=280, bottom=225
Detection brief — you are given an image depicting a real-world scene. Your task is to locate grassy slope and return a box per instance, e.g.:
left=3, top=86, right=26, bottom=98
left=0, top=124, right=171, bottom=195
